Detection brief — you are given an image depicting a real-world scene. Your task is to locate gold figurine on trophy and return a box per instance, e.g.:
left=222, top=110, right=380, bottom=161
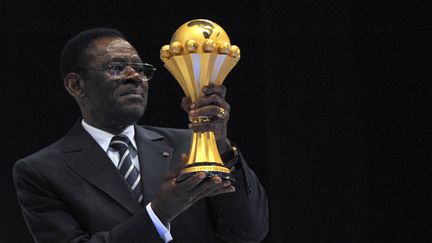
left=160, top=19, right=241, bottom=182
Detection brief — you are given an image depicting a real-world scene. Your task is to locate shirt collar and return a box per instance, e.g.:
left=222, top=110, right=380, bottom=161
left=81, top=119, right=137, bottom=152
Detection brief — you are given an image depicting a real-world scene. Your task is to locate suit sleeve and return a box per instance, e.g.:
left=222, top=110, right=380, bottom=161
left=208, top=151, right=269, bottom=243
left=13, top=159, right=163, bottom=243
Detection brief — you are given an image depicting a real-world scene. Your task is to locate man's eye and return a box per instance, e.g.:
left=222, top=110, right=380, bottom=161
left=110, top=63, right=124, bottom=71
left=133, top=65, right=145, bottom=72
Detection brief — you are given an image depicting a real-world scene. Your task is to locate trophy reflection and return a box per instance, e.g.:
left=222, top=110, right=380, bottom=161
left=160, top=19, right=241, bottom=182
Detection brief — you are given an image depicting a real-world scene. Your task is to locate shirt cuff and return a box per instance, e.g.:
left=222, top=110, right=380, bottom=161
left=146, top=203, right=173, bottom=242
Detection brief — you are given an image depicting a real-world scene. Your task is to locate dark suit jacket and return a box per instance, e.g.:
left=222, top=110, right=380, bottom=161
left=13, top=121, right=268, bottom=243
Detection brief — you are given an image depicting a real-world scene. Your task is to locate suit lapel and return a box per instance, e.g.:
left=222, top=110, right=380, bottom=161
left=134, top=125, right=173, bottom=205
left=64, top=121, right=141, bottom=214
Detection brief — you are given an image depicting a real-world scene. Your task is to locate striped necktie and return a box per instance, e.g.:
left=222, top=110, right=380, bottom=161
left=110, top=135, right=143, bottom=204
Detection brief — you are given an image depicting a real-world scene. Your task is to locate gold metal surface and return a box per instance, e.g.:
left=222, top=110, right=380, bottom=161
left=160, top=19, right=240, bottom=178
left=169, top=19, right=231, bottom=55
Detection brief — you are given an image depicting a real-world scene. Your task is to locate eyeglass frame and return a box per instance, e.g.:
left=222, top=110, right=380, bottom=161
left=77, top=62, right=156, bottom=81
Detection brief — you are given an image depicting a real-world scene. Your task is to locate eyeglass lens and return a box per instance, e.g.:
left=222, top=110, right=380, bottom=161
left=110, top=63, right=155, bottom=80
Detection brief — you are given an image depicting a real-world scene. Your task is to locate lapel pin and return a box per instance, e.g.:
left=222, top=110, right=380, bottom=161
left=162, top=152, right=170, bottom=158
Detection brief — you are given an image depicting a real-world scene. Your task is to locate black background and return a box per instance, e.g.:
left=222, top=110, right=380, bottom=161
left=2, top=1, right=432, bottom=242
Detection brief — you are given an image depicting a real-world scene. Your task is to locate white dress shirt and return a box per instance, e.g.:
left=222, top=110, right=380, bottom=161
left=81, top=119, right=172, bottom=242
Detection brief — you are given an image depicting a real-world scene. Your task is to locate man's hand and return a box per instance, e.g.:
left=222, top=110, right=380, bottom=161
left=181, top=85, right=231, bottom=152
left=151, top=154, right=235, bottom=225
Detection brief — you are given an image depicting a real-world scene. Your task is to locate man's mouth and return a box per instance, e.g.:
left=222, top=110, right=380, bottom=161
left=120, top=90, right=144, bottom=99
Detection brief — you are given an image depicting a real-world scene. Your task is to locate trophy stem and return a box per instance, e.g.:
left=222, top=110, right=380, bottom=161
left=177, top=131, right=234, bottom=182
left=188, top=131, right=223, bottom=164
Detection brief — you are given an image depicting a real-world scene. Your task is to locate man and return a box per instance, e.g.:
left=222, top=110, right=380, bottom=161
left=13, top=28, right=268, bottom=243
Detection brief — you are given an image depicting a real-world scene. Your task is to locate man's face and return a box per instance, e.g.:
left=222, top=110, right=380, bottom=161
left=81, top=37, right=148, bottom=126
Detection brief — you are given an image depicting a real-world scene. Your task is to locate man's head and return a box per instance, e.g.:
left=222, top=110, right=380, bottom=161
left=61, top=28, right=151, bottom=133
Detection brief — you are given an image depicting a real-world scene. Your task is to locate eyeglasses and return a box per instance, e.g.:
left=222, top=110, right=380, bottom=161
left=80, top=62, right=156, bottom=81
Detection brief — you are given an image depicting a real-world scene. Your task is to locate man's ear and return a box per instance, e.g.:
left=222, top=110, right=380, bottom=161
left=64, top=73, right=85, bottom=98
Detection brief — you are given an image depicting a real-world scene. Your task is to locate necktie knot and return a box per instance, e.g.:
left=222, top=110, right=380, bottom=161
left=110, top=135, right=131, bottom=152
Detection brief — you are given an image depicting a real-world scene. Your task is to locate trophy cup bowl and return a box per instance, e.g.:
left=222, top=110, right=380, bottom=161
left=160, top=19, right=240, bottom=182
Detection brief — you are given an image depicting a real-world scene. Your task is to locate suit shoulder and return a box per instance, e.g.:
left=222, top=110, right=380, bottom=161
left=14, top=136, right=66, bottom=168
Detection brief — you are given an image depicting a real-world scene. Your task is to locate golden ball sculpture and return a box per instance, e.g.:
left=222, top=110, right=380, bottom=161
left=161, top=19, right=241, bottom=57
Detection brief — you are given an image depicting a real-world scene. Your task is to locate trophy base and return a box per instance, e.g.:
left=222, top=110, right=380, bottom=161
left=176, top=162, right=235, bottom=183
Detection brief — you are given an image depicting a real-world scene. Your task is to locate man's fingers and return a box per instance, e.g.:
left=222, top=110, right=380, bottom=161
left=181, top=97, right=192, bottom=112
left=209, top=185, right=236, bottom=197
left=188, top=122, right=226, bottom=134
left=189, top=105, right=230, bottom=120
left=187, top=176, right=223, bottom=195
left=202, top=85, right=227, bottom=98
left=166, top=153, right=188, bottom=180
left=191, top=184, right=235, bottom=203
left=189, top=177, right=234, bottom=201
left=190, top=95, right=230, bottom=111
left=181, top=153, right=188, bottom=163
left=176, top=172, right=207, bottom=190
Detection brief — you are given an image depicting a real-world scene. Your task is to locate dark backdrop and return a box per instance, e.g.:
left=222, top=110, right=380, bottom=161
left=2, top=1, right=432, bottom=242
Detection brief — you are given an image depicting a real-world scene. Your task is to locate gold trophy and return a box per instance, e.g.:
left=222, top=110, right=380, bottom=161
left=160, top=19, right=241, bottom=182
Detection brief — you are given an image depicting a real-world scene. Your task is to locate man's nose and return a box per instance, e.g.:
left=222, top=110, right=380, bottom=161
left=123, top=67, right=142, bottom=83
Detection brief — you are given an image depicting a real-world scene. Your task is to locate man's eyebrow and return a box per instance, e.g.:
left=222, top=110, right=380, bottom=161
left=110, top=57, right=128, bottom=62
left=108, top=56, right=143, bottom=63
left=130, top=57, right=143, bottom=63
